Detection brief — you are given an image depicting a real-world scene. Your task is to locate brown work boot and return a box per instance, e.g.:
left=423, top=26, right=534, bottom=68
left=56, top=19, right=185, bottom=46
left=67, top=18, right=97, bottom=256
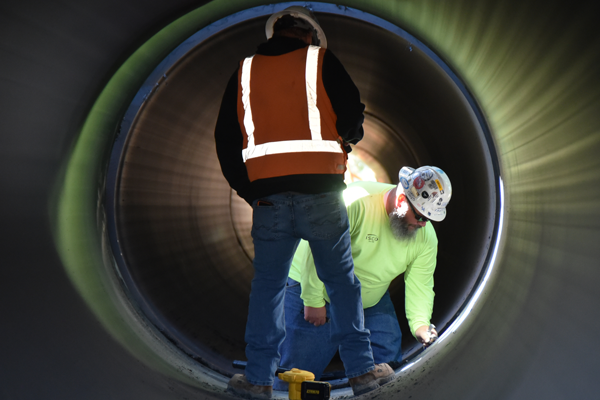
left=227, top=374, right=272, bottom=399
left=348, top=363, right=395, bottom=396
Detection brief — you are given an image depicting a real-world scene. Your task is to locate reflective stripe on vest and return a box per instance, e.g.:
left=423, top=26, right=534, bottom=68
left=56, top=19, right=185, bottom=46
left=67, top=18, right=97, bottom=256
left=240, top=45, right=343, bottom=163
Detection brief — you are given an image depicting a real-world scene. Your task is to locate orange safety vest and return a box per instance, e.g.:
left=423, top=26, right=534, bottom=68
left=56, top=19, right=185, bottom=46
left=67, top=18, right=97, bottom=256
left=237, top=45, right=347, bottom=182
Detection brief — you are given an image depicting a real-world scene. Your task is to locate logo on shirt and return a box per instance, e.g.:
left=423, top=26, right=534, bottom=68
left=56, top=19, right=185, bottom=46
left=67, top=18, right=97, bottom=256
left=366, top=234, right=379, bottom=243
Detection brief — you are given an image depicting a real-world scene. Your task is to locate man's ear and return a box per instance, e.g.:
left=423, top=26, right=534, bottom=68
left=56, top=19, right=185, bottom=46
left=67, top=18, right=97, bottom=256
left=396, top=193, right=406, bottom=208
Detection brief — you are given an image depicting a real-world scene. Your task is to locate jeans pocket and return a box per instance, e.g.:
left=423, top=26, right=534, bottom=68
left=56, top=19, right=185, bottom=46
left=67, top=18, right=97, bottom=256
left=303, top=192, right=347, bottom=239
left=286, top=277, right=301, bottom=288
left=251, top=198, right=279, bottom=241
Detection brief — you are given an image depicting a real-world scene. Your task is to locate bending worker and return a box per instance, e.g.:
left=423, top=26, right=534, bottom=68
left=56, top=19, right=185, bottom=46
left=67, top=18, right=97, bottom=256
left=214, top=6, right=394, bottom=399
left=275, top=166, right=452, bottom=388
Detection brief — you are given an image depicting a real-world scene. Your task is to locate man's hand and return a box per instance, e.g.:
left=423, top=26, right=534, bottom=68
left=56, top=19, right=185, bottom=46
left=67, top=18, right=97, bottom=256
left=304, top=306, right=327, bottom=327
left=415, top=324, right=438, bottom=347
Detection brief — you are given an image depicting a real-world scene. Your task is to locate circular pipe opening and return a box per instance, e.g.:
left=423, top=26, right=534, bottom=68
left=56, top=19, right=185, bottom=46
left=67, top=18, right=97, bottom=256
left=108, top=2, right=500, bottom=386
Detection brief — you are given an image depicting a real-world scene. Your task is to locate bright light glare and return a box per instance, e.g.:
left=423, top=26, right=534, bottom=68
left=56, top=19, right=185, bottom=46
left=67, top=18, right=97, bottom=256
left=345, top=153, right=378, bottom=183
left=401, top=357, right=422, bottom=372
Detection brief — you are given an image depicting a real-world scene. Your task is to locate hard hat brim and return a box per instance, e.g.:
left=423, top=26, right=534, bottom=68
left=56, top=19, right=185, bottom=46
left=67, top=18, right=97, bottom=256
left=427, top=210, right=446, bottom=222
left=407, top=197, right=447, bottom=222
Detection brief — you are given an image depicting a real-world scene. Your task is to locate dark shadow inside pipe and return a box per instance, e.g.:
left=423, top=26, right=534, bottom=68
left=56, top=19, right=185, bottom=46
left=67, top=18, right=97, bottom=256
left=112, top=9, right=498, bottom=378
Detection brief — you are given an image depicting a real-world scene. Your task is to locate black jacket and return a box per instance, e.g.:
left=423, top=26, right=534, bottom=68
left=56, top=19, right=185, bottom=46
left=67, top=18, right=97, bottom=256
left=214, top=36, right=365, bottom=204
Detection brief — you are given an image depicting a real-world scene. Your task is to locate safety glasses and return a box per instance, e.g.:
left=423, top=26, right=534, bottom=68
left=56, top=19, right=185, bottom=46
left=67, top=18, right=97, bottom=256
left=407, top=200, right=430, bottom=222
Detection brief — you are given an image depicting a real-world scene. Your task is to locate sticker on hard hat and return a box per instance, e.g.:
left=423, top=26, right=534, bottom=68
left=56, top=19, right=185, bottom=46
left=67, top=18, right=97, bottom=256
left=422, top=191, right=429, bottom=199
left=410, top=186, right=419, bottom=198
left=414, top=176, right=425, bottom=189
left=421, top=169, right=434, bottom=180
left=400, top=177, right=409, bottom=189
left=399, top=168, right=412, bottom=178
left=435, top=179, right=443, bottom=191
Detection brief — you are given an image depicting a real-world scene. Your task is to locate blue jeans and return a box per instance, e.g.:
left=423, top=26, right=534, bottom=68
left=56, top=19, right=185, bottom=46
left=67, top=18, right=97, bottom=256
left=274, top=280, right=402, bottom=390
left=244, top=191, right=374, bottom=386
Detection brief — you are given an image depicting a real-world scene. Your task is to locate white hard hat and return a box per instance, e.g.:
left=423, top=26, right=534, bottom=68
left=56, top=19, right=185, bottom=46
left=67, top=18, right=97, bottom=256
left=398, top=166, right=452, bottom=222
left=265, top=6, right=327, bottom=48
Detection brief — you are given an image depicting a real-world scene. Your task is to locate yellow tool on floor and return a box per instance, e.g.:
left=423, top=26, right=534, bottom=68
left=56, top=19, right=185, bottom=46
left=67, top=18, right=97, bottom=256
left=278, top=368, right=331, bottom=400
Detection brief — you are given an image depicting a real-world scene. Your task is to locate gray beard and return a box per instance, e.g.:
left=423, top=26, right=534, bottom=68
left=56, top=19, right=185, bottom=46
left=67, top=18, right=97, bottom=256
left=389, top=208, right=420, bottom=241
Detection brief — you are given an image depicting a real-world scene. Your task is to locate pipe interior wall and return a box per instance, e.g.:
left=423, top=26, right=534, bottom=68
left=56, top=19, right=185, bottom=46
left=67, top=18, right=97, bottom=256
left=113, top=12, right=495, bottom=375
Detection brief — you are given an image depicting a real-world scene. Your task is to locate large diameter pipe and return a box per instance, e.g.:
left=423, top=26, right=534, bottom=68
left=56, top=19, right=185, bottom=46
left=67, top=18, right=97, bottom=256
left=1, top=0, right=599, bottom=399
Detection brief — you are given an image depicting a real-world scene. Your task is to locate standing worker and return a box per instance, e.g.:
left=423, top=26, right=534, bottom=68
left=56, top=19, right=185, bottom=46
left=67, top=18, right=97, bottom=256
left=214, top=6, right=395, bottom=399
left=275, top=166, right=452, bottom=387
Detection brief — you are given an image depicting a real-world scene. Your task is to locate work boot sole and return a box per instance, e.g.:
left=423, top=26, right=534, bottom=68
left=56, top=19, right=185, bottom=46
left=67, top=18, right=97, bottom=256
left=350, top=364, right=396, bottom=396
left=226, top=374, right=272, bottom=400
left=352, top=380, right=380, bottom=396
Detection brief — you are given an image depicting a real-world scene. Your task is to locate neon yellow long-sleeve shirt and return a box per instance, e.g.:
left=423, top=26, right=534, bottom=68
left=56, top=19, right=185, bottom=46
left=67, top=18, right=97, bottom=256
left=288, top=181, right=438, bottom=338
